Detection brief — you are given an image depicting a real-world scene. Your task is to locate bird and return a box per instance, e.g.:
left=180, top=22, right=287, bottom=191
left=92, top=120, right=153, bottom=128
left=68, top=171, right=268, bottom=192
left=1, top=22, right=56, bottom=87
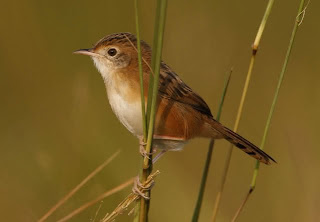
left=74, top=32, right=275, bottom=165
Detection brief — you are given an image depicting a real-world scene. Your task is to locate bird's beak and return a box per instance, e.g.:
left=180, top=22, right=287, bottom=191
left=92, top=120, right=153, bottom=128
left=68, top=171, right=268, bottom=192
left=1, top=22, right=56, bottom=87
left=73, top=48, right=99, bottom=57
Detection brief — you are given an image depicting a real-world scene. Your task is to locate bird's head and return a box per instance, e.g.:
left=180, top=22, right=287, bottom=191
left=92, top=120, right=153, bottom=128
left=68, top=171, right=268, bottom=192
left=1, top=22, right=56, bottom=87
left=74, top=32, right=151, bottom=81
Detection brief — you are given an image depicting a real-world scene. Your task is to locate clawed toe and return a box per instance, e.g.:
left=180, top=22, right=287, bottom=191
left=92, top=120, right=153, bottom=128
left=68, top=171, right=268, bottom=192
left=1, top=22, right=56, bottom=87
left=139, top=139, right=147, bottom=147
left=132, top=176, right=154, bottom=200
left=139, top=139, right=156, bottom=159
left=139, top=145, right=153, bottom=159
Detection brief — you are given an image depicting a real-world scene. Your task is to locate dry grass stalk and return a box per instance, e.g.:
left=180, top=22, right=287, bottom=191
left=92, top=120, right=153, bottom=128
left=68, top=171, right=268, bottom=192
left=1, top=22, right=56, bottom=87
left=231, top=0, right=308, bottom=221
left=37, top=151, right=120, bottom=222
left=56, top=177, right=134, bottom=222
left=211, top=1, right=275, bottom=221
left=101, top=170, right=160, bottom=222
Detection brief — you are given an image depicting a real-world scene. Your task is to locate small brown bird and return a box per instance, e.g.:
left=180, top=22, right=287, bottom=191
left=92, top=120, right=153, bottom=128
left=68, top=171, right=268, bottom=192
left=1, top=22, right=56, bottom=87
left=74, top=32, right=275, bottom=165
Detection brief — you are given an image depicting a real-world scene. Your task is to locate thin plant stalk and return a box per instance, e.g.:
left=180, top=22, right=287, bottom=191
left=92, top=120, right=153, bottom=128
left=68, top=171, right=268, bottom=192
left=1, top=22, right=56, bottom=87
left=137, top=1, right=168, bottom=222
left=211, top=1, right=275, bottom=221
left=146, top=0, right=161, bottom=126
left=103, top=171, right=160, bottom=222
left=37, top=151, right=120, bottom=222
left=231, top=1, right=306, bottom=221
left=133, top=1, right=147, bottom=221
left=135, top=0, right=147, bottom=142
left=56, top=177, right=134, bottom=222
left=143, top=0, right=167, bottom=167
left=192, top=69, right=232, bottom=222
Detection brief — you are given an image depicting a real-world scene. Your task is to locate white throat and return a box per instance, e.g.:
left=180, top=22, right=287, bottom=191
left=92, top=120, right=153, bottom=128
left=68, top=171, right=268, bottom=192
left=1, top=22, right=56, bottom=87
left=92, top=57, right=143, bottom=137
left=92, top=57, right=114, bottom=84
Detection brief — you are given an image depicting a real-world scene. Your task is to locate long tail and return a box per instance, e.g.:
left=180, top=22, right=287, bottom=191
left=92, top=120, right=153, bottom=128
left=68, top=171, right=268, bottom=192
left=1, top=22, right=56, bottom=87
left=209, top=119, right=276, bottom=165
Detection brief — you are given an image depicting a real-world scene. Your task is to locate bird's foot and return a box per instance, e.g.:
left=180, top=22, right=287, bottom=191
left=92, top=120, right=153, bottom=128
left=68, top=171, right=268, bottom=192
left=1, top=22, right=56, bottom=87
left=139, top=139, right=156, bottom=159
left=132, top=176, right=155, bottom=200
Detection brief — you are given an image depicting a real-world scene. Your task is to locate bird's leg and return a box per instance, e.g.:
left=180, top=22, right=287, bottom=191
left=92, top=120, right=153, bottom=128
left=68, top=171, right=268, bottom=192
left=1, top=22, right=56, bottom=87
left=152, top=150, right=167, bottom=164
left=132, top=176, right=155, bottom=200
left=139, top=137, right=156, bottom=159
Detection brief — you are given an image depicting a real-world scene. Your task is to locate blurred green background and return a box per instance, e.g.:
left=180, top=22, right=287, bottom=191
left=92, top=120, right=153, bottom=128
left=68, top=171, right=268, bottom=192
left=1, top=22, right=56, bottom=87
left=1, top=0, right=319, bottom=221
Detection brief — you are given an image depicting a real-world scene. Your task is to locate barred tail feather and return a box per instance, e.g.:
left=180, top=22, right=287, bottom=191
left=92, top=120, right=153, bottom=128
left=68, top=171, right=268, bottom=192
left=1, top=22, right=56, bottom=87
left=223, top=127, right=275, bottom=164
left=208, top=119, right=276, bottom=165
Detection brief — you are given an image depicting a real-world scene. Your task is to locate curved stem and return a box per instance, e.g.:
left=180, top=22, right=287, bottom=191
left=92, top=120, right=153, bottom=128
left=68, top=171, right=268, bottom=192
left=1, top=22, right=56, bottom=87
left=232, top=0, right=307, bottom=221
left=211, top=0, right=275, bottom=221
left=192, top=69, right=232, bottom=222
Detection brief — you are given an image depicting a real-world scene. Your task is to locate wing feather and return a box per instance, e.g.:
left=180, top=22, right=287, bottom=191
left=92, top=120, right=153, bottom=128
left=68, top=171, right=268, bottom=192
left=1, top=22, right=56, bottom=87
left=158, top=62, right=213, bottom=117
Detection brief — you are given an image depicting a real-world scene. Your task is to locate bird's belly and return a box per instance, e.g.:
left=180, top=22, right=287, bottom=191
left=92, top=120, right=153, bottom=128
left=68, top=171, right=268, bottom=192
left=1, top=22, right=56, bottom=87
left=107, top=89, right=143, bottom=136
left=107, top=90, right=190, bottom=151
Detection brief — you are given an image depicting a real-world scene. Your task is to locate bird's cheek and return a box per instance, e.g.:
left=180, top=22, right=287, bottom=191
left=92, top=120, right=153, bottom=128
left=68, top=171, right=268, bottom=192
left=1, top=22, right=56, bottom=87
left=115, top=54, right=131, bottom=69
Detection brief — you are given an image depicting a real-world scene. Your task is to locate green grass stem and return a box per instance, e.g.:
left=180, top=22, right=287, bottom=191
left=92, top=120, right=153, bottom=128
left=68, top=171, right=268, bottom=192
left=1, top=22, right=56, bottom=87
left=142, top=0, right=167, bottom=168
left=146, top=0, right=161, bottom=127
left=231, top=1, right=307, bottom=221
left=134, top=0, right=147, bottom=143
left=133, top=1, right=146, bottom=221
left=211, top=1, right=275, bottom=221
left=137, top=1, right=168, bottom=221
left=191, top=69, right=232, bottom=222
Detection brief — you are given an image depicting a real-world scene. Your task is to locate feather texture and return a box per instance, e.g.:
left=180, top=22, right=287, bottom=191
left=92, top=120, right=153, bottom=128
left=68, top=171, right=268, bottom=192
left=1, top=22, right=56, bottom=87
left=76, top=32, right=276, bottom=164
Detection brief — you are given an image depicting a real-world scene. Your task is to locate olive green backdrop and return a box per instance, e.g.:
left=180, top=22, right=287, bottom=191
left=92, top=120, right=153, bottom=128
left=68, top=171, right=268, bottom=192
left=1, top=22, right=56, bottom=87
left=1, top=0, right=319, bottom=221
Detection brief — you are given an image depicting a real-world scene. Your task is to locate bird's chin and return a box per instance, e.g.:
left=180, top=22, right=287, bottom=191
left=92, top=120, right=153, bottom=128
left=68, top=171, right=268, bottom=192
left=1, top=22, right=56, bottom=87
left=92, top=57, right=114, bottom=81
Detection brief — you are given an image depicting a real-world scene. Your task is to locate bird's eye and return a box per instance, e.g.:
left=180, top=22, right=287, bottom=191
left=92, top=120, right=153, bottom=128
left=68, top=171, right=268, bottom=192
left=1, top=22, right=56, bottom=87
left=107, top=48, right=117, bottom=56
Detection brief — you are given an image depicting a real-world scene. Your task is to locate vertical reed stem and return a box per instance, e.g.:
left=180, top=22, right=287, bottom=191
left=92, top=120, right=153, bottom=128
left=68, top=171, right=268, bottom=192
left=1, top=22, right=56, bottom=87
left=137, top=1, right=168, bottom=221
left=231, top=1, right=307, bottom=221
left=133, top=1, right=147, bottom=221
left=135, top=0, right=147, bottom=144
left=192, top=70, right=232, bottom=222
left=146, top=0, right=161, bottom=127
left=211, top=1, right=275, bottom=221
